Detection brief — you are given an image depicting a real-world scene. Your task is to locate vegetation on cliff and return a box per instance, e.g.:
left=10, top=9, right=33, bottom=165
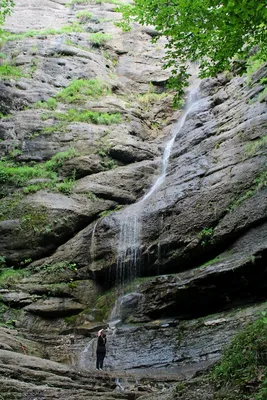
left=0, top=0, right=13, bottom=31
left=118, top=0, right=267, bottom=100
left=212, top=311, right=267, bottom=399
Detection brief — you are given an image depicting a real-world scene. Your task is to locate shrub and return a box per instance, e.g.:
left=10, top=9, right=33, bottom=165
left=198, top=227, right=214, bottom=247
left=212, top=312, right=267, bottom=399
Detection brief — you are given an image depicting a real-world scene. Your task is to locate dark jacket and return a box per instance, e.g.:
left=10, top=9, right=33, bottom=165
left=97, top=335, right=106, bottom=353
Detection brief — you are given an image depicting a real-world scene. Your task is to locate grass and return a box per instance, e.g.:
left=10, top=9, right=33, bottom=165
left=0, top=268, right=30, bottom=288
left=0, top=64, right=25, bottom=79
left=99, top=205, right=122, bottom=218
left=75, top=10, right=93, bottom=23
left=0, top=160, right=57, bottom=187
left=228, top=170, right=267, bottom=211
left=211, top=311, right=267, bottom=399
left=52, top=108, right=122, bottom=125
left=4, top=23, right=85, bottom=41
left=37, top=261, right=78, bottom=274
left=45, top=148, right=79, bottom=172
left=29, top=122, right=69, bottom=139
left=68, top=0, right=122, bottom=4
left=258, top=87, right=267, bottom=102
left=245, top=135, right=267, bottom=157
left=246, top=55, right=266, bottom=85
left=88, top=32, right=112, bottom=46
left=33, top=98, right=58, bottom=110
left=56, top=78, right=110, bottom=103
left=0, top=148, right=78, bottom=196
left=55, top=178, right=75, bottom=194
left=137, top=91, right=168, bottom=109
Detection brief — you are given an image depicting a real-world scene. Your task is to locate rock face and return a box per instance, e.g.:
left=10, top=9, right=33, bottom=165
left=0, top=0, right=267, bottom=398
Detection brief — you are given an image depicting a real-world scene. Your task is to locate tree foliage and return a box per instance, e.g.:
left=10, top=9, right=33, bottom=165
left=119, top=0, right=267, bottom=99
left=0, top=0, right=14, bottom=25
left=0, top=0, right=14, bottom=37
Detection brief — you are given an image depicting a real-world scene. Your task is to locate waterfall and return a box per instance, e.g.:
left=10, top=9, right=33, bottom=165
left=110, top=82, right=201, bottom=323
left=79, top=338, right=95, bottom=368
left=115, top=83, right=201, bottom=281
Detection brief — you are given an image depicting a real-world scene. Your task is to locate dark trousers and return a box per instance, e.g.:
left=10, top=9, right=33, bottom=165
left=96, top=351, right=106, bottom=369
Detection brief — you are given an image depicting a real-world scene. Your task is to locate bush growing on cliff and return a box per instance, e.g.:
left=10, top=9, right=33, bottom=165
left=212, top=311, right=267, bottom=399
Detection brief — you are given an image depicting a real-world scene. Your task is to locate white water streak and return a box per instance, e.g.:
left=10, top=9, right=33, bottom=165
left=115, top=83, right=201, bottom=288
left=79, top=338, right=95, bottom=368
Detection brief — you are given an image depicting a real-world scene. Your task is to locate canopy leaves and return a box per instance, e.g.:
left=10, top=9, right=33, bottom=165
left=119, top=0, right=267, bottom=100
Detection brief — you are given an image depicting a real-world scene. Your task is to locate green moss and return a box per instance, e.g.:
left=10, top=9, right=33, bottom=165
left=258, top=87, right=267, bottom=103
left=94, top=289, right=118, bottom=321
left=64, top=314, right=78, bottom=324
left=0, top=147, right=80, bottom=196
left=23, top=182, right=54, bottom=194
left=20, top=205, right=50, bottom=233
left=29, top=122, right=69, bottom=139
left=137, top=91, right=168, bottom=108
left=99, top=205, right=122, bottom=218
left=199, top=256, right=220, bottom=268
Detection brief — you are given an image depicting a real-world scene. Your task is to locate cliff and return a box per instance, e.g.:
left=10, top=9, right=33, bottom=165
left=0, top=0, right=266, bottom=399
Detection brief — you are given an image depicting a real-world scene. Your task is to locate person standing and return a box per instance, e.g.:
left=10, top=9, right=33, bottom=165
left=96, top=329, right=106, bottom=370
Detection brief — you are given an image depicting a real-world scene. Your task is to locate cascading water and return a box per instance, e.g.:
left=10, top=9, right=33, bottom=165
left=110, top=81, right=202, bottom=324
left=79, top=338, right=95, bottom=368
